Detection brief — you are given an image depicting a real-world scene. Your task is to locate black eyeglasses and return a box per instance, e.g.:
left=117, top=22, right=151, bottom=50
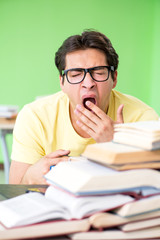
left=62, top=66, right=114, bottom=84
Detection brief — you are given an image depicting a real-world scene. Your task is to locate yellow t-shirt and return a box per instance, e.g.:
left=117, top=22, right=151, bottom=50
left=11, top=90, right=159, bottom=164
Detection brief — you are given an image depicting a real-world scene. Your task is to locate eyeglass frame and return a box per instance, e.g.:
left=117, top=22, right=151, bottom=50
left=62, top=65, right=115, bottom=84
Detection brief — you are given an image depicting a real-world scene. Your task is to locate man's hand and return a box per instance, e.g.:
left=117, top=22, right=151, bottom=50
left=74, top=101, right=124, bottom=142
left=9, top=149, right=70, bottom=185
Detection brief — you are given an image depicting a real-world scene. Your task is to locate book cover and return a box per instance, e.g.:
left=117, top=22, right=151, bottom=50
left=44, top=160, right=160, bottom=195
left=81, top=142, right=160, bottom=167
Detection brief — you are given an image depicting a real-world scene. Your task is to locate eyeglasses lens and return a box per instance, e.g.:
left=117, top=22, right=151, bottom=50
left=67, top=67, right=109, bottom=84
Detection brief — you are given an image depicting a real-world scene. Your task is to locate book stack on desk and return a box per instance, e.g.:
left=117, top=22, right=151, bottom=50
left=0, top=121, right=160, bottom=239
left=46, top=159, right=160, bottom=240
left=0, top=105, right=18, bottom=119
left=66, top=120, right=160, bottom=239
left=0, top=159, right=160, bottom=239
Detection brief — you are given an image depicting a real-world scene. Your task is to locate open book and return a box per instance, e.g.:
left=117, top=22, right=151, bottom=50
left=0, top=186, right=133, bottom=228
left=1, top=209, right=160, bottom=240
left=113, top=120, right=160, bottom=150
left=44, top=159, right=160, bottom=195
left=81, top=142, right=160, bottom=170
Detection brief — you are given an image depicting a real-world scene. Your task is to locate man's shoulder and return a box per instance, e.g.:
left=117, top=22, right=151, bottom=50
left=24, top=91, right=68, bottom=111
left=110, top=90, right=159, bottom=121
left=18, top=91, right=69, bottom=121
left=112, top=90, right=150, bottom=108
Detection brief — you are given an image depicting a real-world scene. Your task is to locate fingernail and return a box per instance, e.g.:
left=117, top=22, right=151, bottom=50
left=74, top=109, right=78, bottom=115
left=86, top=101, right=92, bottom=106
left=76, top=120, right=82, bottom=126
left=76, top=104, right=83, bottom=110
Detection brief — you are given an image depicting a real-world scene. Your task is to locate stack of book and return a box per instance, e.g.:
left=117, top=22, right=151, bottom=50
left=0, top=105, right=18, bottom=118
left=0, top=120, right=160, bottom=239
left=82, top=120, right=160, bottom=170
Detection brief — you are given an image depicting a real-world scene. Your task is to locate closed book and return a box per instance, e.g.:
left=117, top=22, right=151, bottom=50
left=119, top=217, right=160, bottom=232
left=81, top=141, right=160, bottom=170
left=90, top=210, right=160, bottom=229
left=114, top=194, right=160, bottom=217
left=0, top=105, right=18, bottom=118
left=114, top=120, right=160, bottom=150
left=69, top=226, right=160, bottom=240
left=0, top=219, right=89, bottom=240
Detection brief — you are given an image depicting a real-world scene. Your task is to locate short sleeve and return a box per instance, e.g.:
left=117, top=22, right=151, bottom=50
left=11, top=105, right=46, bottom=164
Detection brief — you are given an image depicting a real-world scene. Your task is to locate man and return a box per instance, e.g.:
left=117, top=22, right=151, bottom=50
left=9, top=30, right=159, bottom=184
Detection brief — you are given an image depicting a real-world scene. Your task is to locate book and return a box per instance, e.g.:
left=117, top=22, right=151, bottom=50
left=0, top=105, right=18, bottom=118
left=119, top=217, right=160, bottom=232
left=0, top=186, right=133, bottom=228
left=0, top=219, right=89, bottom=240
left=113, top=120, right=160, bottom=150
left=69, top=226, right=160, bottom=240
left=1, top=210, right=160, bottom=240
left=81, top=142, right=160, bottom=170
left=44, top=159, right=160, bottom=195
left=113, top=194, right=160, bottom=217
left=100, top=161, right=160, bottom=171
left=89, top=210, right=160, bottom=229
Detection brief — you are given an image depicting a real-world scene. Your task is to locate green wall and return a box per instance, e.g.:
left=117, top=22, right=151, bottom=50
left=0, top=0, right=160, bottom=163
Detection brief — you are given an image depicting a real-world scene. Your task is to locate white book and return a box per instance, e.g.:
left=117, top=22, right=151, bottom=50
left=81, top=141, right=160, bottom=171
left=114, top=121, right=160, bottom=150
left=114, top=194, right=160, bottom=217
left=69, top=226, right=160, bottom=240
left=44, top=159, right=160, bottom=195
left=120, top=217, right=160, bottom=232
left=0, top=105, right=18, bottom=112
left=0, top=186, right=133, bottom=228
left=0, top=105, right=18, bottom=118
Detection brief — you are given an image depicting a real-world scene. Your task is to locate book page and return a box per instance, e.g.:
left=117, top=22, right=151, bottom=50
left=114, top=121, right=160, bottom=133
left=0, top=192, right=67, bottom=228
left=45, top=186, right=134, bottom=219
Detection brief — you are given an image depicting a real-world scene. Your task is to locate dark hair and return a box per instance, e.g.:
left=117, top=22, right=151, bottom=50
left=55, top=30, right=119, bottom=79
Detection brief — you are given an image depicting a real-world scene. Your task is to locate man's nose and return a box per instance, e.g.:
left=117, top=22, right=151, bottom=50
left=81, top=72, right=96, bottom=88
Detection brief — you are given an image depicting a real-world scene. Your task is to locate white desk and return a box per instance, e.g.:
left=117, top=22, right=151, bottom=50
left=0, top=118, right=15, bottom=183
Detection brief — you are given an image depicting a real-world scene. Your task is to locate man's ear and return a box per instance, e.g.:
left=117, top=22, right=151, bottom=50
left=112, top=70, right=117, bottom=89
left=60, top=75, right=64, bottom=90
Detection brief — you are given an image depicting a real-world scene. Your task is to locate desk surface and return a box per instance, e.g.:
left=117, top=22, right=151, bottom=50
left=0, top=118, right=16, bottom=130
left=0, top=184, right=48, bottom=200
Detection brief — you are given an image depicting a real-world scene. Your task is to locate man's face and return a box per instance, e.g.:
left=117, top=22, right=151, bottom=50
left=60, top=48, right=117, bottom=117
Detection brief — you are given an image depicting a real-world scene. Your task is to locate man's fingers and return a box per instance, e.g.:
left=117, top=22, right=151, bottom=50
left=85, top=101, right=107, bottom=119
left=49, top=155, right=70, bottom=166
left=46, top=149, right=70, bottom=159
left=116, top=104, right=124, bottom=123
left=42, top=149, right=70, bottom=169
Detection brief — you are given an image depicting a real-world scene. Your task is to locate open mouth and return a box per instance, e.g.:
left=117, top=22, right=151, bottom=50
left=83, top=97, right=96, bottom=111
